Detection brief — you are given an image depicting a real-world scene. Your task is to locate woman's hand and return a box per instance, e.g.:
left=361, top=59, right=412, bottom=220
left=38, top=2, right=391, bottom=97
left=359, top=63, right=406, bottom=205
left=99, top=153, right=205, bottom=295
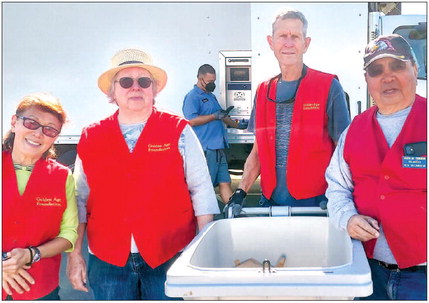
left=2, top=265, right=34, bottom=295
left=2, top=248, right=32, bottom=274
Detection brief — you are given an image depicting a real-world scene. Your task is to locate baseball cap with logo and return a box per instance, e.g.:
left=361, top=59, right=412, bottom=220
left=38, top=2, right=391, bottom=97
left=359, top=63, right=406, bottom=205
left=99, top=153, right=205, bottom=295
left=363, top=34, right=416, bottom=69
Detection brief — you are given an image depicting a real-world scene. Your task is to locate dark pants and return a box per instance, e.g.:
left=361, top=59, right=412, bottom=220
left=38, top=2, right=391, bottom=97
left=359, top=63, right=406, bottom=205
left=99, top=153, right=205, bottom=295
left=5, top=286, right=60, bottom=300
left=359, top=259, right=427, bottom=300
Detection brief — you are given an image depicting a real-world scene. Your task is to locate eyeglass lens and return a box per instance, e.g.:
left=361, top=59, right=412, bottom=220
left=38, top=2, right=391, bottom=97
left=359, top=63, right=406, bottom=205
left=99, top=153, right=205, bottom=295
left=118, top=77, right=152, bottom=89
left=366, top=60, right=407, bottom=78
left=17, top=116, right=60, bottom=138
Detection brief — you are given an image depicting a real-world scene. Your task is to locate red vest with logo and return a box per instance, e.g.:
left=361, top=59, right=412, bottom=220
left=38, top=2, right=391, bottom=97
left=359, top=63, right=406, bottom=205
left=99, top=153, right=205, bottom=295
left=256, top=68, right=336, bottom=199
left=78, top=108, right=197, bottom=268
left=344, top=95, right=427, bottom=268
left=2, top=151, right=68, bottom=300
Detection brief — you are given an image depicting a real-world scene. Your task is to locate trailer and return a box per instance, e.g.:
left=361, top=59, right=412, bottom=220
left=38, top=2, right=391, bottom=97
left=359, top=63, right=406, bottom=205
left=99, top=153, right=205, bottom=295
left=2, top=2, right=427, bottom=170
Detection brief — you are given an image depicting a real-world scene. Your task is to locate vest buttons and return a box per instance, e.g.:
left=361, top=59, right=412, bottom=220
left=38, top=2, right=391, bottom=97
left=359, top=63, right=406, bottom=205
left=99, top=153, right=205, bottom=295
left=380, top=194, right=386, bottom=200
left=384, top=175, right=390, bottom=180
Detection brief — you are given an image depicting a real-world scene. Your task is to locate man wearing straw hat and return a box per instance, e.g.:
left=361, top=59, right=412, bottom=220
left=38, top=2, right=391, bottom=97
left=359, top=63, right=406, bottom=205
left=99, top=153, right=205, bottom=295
left=66, top=48, right=220, bottom=300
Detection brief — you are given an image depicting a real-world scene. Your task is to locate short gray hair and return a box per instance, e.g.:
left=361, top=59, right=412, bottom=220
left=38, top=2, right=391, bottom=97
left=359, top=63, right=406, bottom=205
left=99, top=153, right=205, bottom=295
left=272, top=8, right=308, bottom=37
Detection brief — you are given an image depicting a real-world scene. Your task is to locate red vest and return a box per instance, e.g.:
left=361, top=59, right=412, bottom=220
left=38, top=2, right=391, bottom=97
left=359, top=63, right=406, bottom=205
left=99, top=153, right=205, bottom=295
left=256, top=68, right=336, bottom=199
left=78, top=108, right=197, bottom=268
left=2, top=151, right=68, bottom=300
left=344, top=95, right=427, bottom=268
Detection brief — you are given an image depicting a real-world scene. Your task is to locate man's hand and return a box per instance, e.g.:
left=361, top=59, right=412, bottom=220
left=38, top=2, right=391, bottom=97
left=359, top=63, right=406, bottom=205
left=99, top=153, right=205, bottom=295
left=214, top=106, right=235, bottom=120
left=347, top=214, right=380, bottom=242
left=213, top=110, right=228, bottom=120
left=223, top=189, right=247, bottom=217
left=66, top=251, right=89, bottom=292
left=236, top=120, right=248, bottom=130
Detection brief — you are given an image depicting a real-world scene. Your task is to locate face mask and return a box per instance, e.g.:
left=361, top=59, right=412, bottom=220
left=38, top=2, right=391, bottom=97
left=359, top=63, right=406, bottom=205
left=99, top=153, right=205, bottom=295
left=202, top=79, right=216, bottom=93
left=205, top=82, right=216, bottom=92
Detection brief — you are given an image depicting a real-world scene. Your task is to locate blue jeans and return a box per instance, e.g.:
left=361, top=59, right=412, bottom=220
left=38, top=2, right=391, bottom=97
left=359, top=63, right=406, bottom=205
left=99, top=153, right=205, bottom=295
left=359, top=259, right=427, bottom=300
left=88, top=253, right=179, bottom=300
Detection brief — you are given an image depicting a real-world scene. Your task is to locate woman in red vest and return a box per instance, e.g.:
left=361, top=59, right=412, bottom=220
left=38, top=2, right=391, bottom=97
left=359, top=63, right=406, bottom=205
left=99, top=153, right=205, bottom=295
left=66, top=48, right=219, bottom=300
left=2, top=93, right=78, bottom=300
left=326, top=35, right=426, bottom=300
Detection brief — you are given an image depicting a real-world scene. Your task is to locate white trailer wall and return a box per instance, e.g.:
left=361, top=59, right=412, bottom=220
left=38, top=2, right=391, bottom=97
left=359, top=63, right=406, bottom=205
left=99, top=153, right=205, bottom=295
left=2, top=2, right=251, bottom=137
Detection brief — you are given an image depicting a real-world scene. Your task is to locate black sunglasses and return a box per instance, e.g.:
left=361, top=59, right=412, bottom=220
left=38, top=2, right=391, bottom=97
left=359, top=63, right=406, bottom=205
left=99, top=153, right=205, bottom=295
left=116, top=77, right=153, bottom=89
left=366, top=60, right=407, bottom=78
left=266, top=66, right=307, bottom=103
left=16, top=115, right=60, bottom=138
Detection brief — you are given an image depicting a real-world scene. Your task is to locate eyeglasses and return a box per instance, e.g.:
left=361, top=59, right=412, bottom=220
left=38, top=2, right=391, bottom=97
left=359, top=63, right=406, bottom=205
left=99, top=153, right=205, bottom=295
left=16, top=115, right=60, bottom=138
left=366, top=60, right=407, bottom=78
left=115, top=77, right=153, bottom=89
left=266, top=69, right=306, bottom=103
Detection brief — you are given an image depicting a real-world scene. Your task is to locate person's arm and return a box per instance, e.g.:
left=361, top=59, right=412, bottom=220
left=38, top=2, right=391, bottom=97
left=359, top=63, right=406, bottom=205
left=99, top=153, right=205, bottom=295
left=188, top=114, right=216, bottom=126
left=66, top=155, right=89, bottom=292
left=179, top=125, right=220, bottom=231
left=196, top=215, right=214, bottom=233
left=238, top=140, right=260, bottom=193
left=2, top=231, right=73, bottom=295
left=183, top=91, right=215, bottom=126
left=325, top=127, right=379, bottom=241
left=66, top=223, right=88, bottom=292
left=57, top=172, right=78, bottom=251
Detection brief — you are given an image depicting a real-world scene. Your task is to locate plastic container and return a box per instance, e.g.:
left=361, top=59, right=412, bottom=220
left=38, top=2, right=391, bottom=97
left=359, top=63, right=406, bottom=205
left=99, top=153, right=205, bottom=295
left=165, top=216, right=372, bottom=300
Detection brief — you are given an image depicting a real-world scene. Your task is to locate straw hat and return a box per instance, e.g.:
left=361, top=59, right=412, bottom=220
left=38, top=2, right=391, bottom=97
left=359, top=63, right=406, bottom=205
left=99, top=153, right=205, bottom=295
left=98, top=49, right=167, bottom=95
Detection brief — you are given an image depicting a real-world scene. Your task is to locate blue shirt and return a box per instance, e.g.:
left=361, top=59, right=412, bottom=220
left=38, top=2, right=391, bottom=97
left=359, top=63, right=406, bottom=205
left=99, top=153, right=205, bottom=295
left=182, top=85, right=228, bottom=151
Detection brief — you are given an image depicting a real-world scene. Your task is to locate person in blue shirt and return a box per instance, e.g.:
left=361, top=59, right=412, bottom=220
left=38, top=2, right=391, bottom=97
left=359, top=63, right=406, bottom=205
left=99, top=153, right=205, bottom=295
left=183, top=64, right=247, bottom=204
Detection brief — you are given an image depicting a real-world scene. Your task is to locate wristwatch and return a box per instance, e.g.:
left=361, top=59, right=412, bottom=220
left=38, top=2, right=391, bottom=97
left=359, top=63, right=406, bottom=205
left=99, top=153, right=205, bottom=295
left=29, top=246, right=41, bottom=264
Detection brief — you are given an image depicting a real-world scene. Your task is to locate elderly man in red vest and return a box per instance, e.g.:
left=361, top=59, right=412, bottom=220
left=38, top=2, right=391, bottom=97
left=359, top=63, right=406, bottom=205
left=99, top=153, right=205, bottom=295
left=66, top=48, right=220, bottom=300
left=326, top=34, right=427, bottom=300
left=226, top=8, right=350, bottom=214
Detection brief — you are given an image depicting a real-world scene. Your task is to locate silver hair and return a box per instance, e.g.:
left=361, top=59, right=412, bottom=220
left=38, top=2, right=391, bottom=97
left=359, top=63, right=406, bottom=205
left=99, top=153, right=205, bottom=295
left=272, top=8, right=308, bottom=37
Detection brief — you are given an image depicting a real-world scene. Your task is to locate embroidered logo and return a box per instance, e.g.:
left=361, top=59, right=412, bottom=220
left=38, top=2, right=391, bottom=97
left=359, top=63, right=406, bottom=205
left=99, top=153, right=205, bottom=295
left=303, top=103, right=320, bottom=110
left=368, top=38, right=405, bottom=59
left=148, top=143, right=171, bottom=152
left=36, top=197, right=62, bottom=206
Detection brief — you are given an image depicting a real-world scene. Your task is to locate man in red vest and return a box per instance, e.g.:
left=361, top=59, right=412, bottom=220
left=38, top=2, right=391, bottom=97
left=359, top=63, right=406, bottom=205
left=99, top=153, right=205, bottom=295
left=226, top=8, right=350, bottom=215
left=326, top=34, right=427, bottom=300
left=66, top=48, right=220, bottom=300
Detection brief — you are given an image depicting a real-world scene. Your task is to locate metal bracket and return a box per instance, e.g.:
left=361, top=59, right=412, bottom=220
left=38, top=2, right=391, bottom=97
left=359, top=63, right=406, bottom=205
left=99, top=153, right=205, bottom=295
left=262, top=259, right=272, bottom=273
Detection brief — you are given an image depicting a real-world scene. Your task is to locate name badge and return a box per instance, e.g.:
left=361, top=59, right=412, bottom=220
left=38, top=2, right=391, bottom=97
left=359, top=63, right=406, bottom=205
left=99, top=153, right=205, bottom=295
left=402, top=156, right=427, bottom=169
